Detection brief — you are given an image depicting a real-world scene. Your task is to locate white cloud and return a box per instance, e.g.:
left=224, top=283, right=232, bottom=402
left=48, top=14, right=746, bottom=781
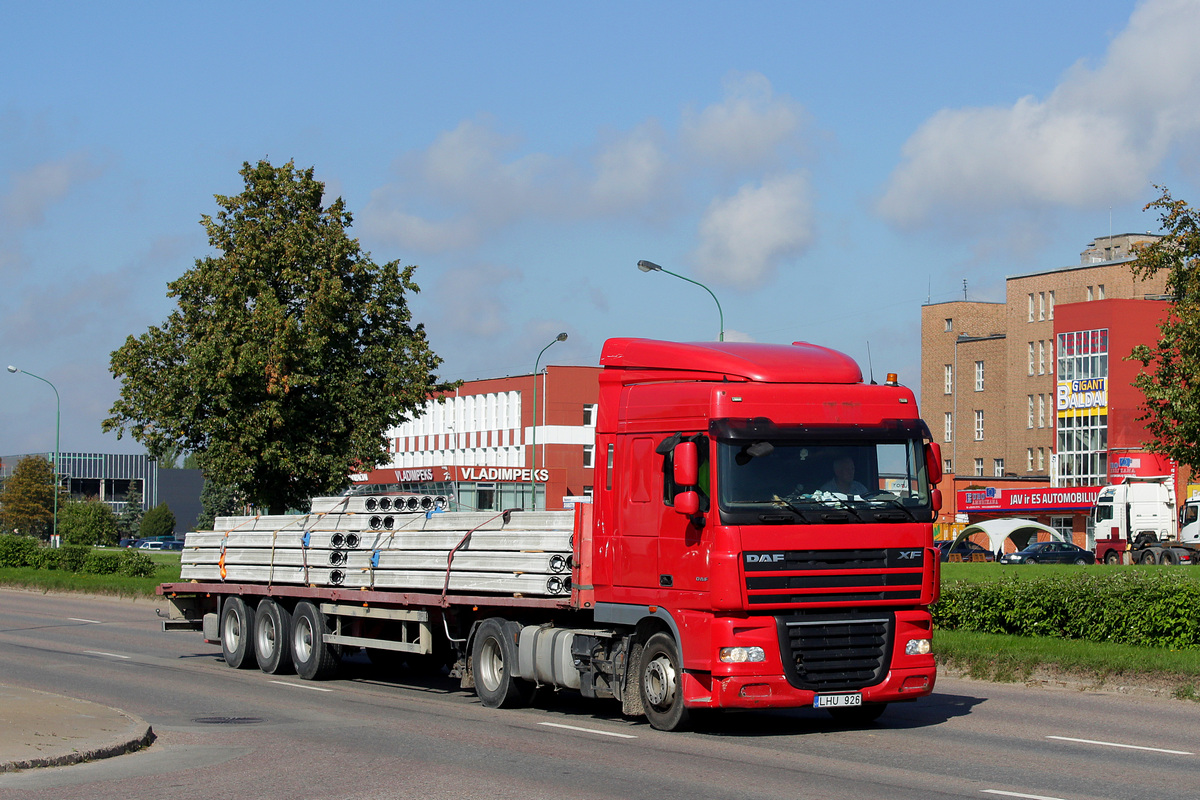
left=691, top=172, right=815, bottom=287
left=681, top=71, right=806, bottom=173
left=2, top=152, right=102, bottom=228
left=362, top=73, right=815, bottom=257
left=878, top=0, right=1200, bottom=230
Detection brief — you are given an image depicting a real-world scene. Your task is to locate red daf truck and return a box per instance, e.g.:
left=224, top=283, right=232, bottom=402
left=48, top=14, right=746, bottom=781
left=159, top=338, right=943, bottom=731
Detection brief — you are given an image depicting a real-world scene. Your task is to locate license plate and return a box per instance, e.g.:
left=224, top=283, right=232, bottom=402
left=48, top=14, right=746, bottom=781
left=813, top=693, right=862, bottom=709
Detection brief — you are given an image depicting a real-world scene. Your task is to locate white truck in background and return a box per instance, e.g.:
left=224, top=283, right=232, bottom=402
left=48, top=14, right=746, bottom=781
left=1091, top=476, right=1200, bottom=565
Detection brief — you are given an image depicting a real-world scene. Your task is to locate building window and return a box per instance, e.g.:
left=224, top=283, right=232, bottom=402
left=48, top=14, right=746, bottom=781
left=1098, top=284, right=1106, bottom=300
left=944, top=364, right=953, bottom=394
left=994, top=458, right=1005, bottom=477
left=943, top=458, right=953, bottom=475
left=1028, top=342, right=1035, bottom=376
left=1051, top=516, right=1073, bottom=541
left=1048, top=290, right=1055, bottom=320
left=944, top=412, right=953, bottom=443
left=1056, top=328, right=1110, bottom=486
left=1028, top=293, right=1034, bottom=322
left=1027, top=448, right=1034, bottom=471
left=1027, top=395, right=1034, bottom=428
left=1038, top=394, right=1046, bottom=428
left=974, top=410, right=984, bottom=441
left=582, top=444, right=594, bottom=468
left=1087, top=286, right=1094, bottom=302
left=974, top=458, right=984, bottom=477
left=1038, top=447, right=1045, bottom=471
left=974, top=360, right=984, bottom=391
left=944, top=318, right=953, bottom=332
left=583, top=404, right=597, bottom=426
left=1038, top=340, right=1045, bottom=375
left=1038, top=292, right=1045, bottom=321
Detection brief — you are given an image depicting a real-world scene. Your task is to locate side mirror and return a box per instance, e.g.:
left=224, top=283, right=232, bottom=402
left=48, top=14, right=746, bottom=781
left=674, top=441, right=698, bottom=487
left=925, top=442, right=943, bottom=485
left=675, top=490, right=700, bottom=516
left=930, top=488, right=943, bottom=513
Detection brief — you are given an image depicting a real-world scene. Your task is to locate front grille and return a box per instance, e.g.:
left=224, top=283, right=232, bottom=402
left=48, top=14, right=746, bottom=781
left=776, top=611, right=892, bottom=691
left=743, top=548, right=925, bottom=608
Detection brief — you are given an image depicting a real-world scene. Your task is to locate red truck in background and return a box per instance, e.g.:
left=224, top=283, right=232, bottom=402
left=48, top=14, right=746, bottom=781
left=160, top=338, right=943, bottom=731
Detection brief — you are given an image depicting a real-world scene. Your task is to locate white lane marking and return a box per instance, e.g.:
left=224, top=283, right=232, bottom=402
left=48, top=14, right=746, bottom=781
left=1046, top=735, right=1193, bottom=755
left=981, top=791, right=1070, bottom=800
left=270, top=680, right=333, bottom=692
left=83, top=651, right=130, bottom=659
left=537, top=722, right=637, bottom=739
left=69, top=618, right=102, bottom=624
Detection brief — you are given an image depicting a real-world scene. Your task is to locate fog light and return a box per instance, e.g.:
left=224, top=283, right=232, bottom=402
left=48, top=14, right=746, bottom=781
left=900, top=675, right=930, bottom=692
left=719, top=646, right=765, bottom=663
left=905, top=638, right=932, bottom=656
left=739, top=683, right=771, bottom=698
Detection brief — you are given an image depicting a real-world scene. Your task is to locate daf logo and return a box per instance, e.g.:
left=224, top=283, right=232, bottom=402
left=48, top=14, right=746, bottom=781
left=897, top=550, right=922, bottom=560
left=746, top=553, right=786, bottom=563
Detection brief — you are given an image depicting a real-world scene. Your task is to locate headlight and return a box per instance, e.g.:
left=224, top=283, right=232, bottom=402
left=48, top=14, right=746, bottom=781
left=905, top=638, right=932, bottom=656
left=719, top=646, right=765, bottom=663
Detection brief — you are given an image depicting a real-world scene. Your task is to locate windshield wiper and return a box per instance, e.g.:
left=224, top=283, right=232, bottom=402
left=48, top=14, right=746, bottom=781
left=766, top=496, right=812, bottom=523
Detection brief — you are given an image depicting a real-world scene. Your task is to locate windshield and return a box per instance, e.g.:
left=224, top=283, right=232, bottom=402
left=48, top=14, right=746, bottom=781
left=714, top=422, right=934, bottom=524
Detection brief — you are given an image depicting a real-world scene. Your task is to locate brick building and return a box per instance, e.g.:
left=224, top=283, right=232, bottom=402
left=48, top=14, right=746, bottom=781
left=350, top=365, right=601, bottom=511
left=920, top=234, right=1177, bottom=543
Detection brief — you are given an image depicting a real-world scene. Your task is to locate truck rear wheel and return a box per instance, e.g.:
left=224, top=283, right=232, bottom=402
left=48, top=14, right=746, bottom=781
left=220, top=597, right=257, bottom=669
left=639, top=632, right=690, bottom=732
left=1160, top=549, right=1179, bottom=565
left=471, top=618, right=532, bottom=708
left=1105, top=551, right=1120, bottom=565
left=1140, top=550, right=1158, bottom=565
left=291, top=601, right=339, bottom=680
left=254, top=598, right=294, bottom=675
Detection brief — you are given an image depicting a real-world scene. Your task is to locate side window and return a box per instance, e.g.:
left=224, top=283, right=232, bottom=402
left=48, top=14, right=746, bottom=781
left=1184, top=504, right=1198, bottom=525
left=659, top=433, right=710, bottom=511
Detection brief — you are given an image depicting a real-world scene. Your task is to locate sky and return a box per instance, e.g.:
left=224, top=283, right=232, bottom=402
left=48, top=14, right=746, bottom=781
left=4, top=0, right=1200, bottom=457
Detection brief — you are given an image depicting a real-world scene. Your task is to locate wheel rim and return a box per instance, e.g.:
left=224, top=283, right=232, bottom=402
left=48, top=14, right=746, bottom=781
left=643, top=653, right=676, bottom=708
left=478, top=636, right=504, bottom=692
left=258, top=614, right=277, bottom=658
left=224, top=609, right=243, bottom=652
left=294, top=616, right=314, bottom=663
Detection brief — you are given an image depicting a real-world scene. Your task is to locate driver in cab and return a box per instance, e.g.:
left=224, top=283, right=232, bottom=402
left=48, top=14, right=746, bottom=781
left=821, top=455, right=869, bottom=497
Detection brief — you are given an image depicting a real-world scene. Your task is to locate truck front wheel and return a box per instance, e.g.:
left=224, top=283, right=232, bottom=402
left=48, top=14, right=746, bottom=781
left=1104, top=551, right=1120, bottom=565
left=471, top=618, right=531, bottom=708
left=639, top=632, right=690, bottom=732
left=220, top=597, right=257, bottom=670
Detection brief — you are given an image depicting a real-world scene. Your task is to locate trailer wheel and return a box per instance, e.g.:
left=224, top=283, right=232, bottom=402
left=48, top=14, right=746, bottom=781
left=220, top=597, right=257, bottom=670
left=254, top=599, right=294, bottom=675
left=471, top=618, right=532, bottom=708
left=639, top=632, right=690, bottom=732
left=291, top=601, right=339, bottom=680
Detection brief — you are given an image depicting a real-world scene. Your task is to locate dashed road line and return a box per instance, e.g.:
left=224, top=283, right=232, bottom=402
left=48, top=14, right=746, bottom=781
left=537, top=722, right=637, bottom=739
left=1046, top=735, right=1193, bottom=755
left=981, top=791, right=1069, bottom=800
left=83, top=650, right=130, bottom=659
left=270, top=680, right=334, bottom=692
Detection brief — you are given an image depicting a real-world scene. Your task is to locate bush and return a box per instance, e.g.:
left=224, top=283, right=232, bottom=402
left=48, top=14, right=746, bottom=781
left=117, top=550, right=156, bottom=578
left=83, top=550, right=122, bottom=575
left=0, top=533, right=40, bottom=567
left=60, top=499, right=119, bottom=547
left=933, top=570, right=1200, bottom=650
left=139, top=503, right=176, bottom=539
left=54, top=545, right=93, bottom=573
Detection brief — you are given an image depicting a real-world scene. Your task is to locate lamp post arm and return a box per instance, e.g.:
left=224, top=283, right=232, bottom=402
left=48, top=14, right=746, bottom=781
left=656, top=267, right=724, bottom=342
left=10, top=369, right=61, bottom=540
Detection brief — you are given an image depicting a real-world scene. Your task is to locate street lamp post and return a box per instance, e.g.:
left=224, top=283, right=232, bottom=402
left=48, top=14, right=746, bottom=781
left=7, top=366, right=61, bottom=542
left=530, top=332, right=568, bottom=509
left=637, top=260, right=725, bottom=342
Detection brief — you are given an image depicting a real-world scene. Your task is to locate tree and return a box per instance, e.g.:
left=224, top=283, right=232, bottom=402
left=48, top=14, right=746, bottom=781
left=195, top=474, right=240, bottom=530
left=0, top=456, right=60, bottom=539
left=1129, top=187, right=1200, bottom=473
left=139, top=503, right=177, bottom=539
left=59, top=498, right=119, bottom=547
left=104, top=160, right=455, bottom=514
left=116, top=481, right=144, bottom=540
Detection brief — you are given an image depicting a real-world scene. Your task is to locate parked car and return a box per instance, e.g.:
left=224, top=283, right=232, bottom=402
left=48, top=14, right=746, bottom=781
left=934, top=539, right=994, bottom=562
left=136, top=541, right=165, bottom=551
left=1000, top=541, right=1096, bottom=565
left=118, top=538, right=137, bottom=549
left=162, top=540, right=184, bottom=551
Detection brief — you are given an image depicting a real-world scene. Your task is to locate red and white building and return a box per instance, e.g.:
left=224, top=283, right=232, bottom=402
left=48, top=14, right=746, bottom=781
left=351, top=366, right=601, bottom=511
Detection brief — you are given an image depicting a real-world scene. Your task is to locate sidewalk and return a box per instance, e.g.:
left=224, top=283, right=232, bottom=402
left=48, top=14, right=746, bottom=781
left=0, top=684, right=153, bottom=772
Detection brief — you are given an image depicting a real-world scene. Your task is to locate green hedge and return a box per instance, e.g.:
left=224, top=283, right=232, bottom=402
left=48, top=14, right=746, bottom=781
left=934, top=571, right=1200, bottom=650
left=0, top=534, right=155, bottom=578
